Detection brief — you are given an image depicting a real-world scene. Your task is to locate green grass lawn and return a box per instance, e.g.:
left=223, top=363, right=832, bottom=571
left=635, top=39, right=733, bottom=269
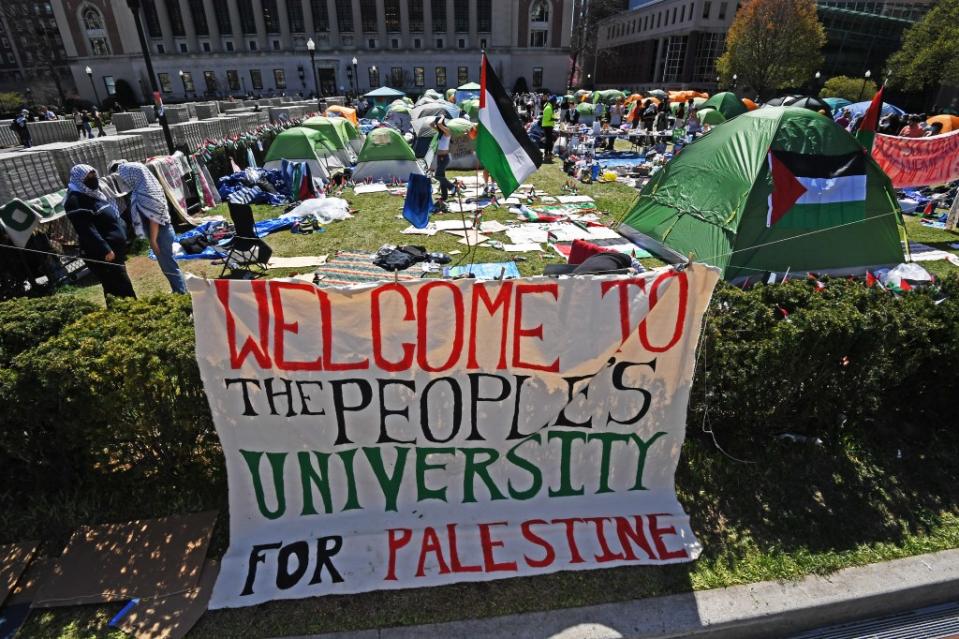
left=27, top=158, right=959, bottom=638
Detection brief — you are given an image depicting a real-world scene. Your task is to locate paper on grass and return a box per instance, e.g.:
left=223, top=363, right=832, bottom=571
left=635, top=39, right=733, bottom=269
left=267, top=255, right=327, bottom=268
left=433, top=219, right=473, bottom=231
left=557, top=195, right=594, bottom=204
left=479, top=220, right=509, bottom=234
left=401, top=225, right=440, bottom=236
left=504, top=243, right=544, bottom=252
left=353, top=183, right=389, bottom=194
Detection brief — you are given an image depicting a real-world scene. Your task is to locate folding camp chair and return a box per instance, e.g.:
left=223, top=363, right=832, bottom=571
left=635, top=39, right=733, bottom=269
left=218, top=202, right=273, bottom=278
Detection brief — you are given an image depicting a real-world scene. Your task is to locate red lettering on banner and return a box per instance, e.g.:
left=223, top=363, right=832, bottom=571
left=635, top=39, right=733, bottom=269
left=385, top=528, right=413, bottom=580
left=415, top=526, right=451, bottom=577
left=615, top=516, right=658, bottom=561
left=416, top=282, right=465, bottom=372
left=647, top=514, right=689, bottom=560
left=215, top=279, right=272, bottom=369
left=521, top=519, right=556, bottom=568
left=601, top=279, right=647, bottom=343
left=512, top=283, right=560, bottom=372
left=551, top=517, right=586, bottom=564
left=371, top=284, right=416, bottom=372
left=478, top=522, right=518, bottom=572
left=639, top=271, right=688, bottom=353
left=467, top=282, right=513, bottom=370
left=269, top=281, right=322, bottom=371
left=447, top=524, right=482, bottom=573
left=585, top=517, right=626, bottom=563
left=316, top=288, right=369, bottom=371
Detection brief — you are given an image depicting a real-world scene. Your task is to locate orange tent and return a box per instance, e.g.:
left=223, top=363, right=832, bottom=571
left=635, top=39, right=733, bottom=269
left=742, top=98, right=758, bottom=111
left=327, top=105, right=358, bottom=126
left=927, top=114, right=959, bottom=133
left=625, top=93, right=644, bottom=103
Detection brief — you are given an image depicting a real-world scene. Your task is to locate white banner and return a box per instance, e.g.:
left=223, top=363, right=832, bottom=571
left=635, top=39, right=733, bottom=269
left=188, top=264, right=719, bottom=609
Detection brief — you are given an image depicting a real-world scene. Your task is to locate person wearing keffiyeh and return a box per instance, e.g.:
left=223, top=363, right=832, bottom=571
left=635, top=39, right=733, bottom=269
left=117, top=162, right=186, bottom=294
left=63, top=163, right=136, bottom=301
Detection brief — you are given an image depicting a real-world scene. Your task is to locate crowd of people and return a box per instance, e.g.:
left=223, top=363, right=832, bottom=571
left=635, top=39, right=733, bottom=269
left=8, top=104, right=110, bottom=148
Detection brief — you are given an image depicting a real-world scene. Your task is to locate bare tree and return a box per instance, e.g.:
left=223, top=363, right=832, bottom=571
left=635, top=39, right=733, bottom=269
left=567, top=0, right=626, bottom=90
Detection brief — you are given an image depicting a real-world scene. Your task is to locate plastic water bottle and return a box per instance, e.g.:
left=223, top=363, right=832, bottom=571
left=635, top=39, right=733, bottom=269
left=591, top=163, right=600, bottom=181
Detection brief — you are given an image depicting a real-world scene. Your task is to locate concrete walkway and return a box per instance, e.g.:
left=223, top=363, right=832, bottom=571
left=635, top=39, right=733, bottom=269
left=277, top=548, right=959, bottom=639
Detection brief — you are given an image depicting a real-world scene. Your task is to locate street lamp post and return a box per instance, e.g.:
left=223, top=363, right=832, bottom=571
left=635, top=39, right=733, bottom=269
left=85, top=66, right=101, bottom=106
left=732, top=74, right=738, bottom=90
left=814, top=70, right=821, bottom=95
left=306, top=38, right=321, bottom=111
left=351, top=56, right=358, bottom=98
left=125, top=0, right=175, bottom=154
left=858, top=69, right=872, bottom=102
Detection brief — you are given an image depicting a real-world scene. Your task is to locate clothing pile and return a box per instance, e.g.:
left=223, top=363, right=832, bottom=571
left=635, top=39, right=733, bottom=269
left=372, top=244, right=450, bottom=272
left=217, top=167, right=291, bottom=206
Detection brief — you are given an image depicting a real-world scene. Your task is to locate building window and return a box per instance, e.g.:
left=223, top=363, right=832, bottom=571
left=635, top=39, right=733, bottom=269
left=391, top=38, right=399, bottom=48
left=179, top=42, right=188, bottom=52
left=656, top=12, right=661, bottom=27
left=390, top=66, right=403, bottom=86
left=311, top=0, right=329, bottom=31
left=143, top=0, right=162, bottom=38
left=227, top=69, right=240, bottom=90
left=409, top=0, right=423, bottom=31
left=431, top=0, right=446, bottom=33
left=414, top=37, right=421, bottom=48
left=165, top=0, right=185, bottom=35
left=335, top=0, right=353, bottom=32
left=103, top=75, right=116, bottom=95
left=458, top=38, right=465, bottom=48
left=181, top=71, right=195, bottom=91
left=529, top=0, right=549, bottom=47
left=694, top=31, right=724, bottom=82
left=213, top=0, right=231, bottom=32
left=239, top=0, right=256, bottom=33
left=262, top=0, right=279, bottom=32
left=414, top=66, right=424, bottom=86
left=188, top=0, right=209, bottom=35
left=248, top=40, right=257, bottom=50
left=203, top=70, right=217, bottom=93
left=368, top=38, right=377, bottom=48
left=457, top=66, right=468, bottom=84
left=158, top=72, right=172, bottom=93
left=360, top=0, right=377, bottom=32
left=703, top=1, right=711, bottom=18
left=250, top=69, right=263, bottom=89
left=479, top=37, right=486, bottom=49
left=287, top=0, right=304, bottom=32
left=718, top=1, right=727, bottom=19
left=385, top=0, right=400, bottom=32
left=435, top=66, right=446, bottom=86
left=156, top=43, right=165, bottom=53
left=662, top=35, right=688, bottom=82
left=477, top=0, right=491, bottom=32
left=225, top=40, right=234, bottom=51
left=272, top=39, right=280, bottom=49
left=672, top=7, right=677, bottom=23
left=202, top=41, right=211, bottom=51
left=369, top=66, right=379, bottom=86
left=274, top=69, right=286, bottom=89
left=436, top=37, right=444, bottom=48
left=342, top=35, right=353, bottom=46
left=680, top=5, right=685, bottom=21
left=532, top=66, right=543, bottom=88
left=82, top=5, right=103, bottom=29
left=454, top=0, right=468, bottom=32
left=81, top=6, right=111, bottom=56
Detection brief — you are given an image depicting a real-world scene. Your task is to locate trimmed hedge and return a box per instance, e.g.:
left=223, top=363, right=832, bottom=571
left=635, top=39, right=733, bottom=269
left=1, top=276, right=957, bottom=538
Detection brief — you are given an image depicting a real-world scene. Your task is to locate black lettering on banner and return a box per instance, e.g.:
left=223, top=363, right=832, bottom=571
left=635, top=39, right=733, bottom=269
left=225, top=377, right=262, bottom=416
left=241, top=542, right=282, bottom=596
left=329, top=379, right=373, bottom=445
left=608, top=360, right=656, bottom=426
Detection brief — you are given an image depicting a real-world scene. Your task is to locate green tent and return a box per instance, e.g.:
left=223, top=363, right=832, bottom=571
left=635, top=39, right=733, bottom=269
left=352, top=126, right=423, bottom=182
left=620, top=107, right=906, bottom=281
left=700, top=91, right=748, bottom=120
left=698, top=108, right=727, bottom=126
left=459, top=98, right=480, bottom=118
left=366, top=104, right=387, bottom=121
left=263, top=127, right=338, bottom=178
left=301, top=116, right=348, bottom=149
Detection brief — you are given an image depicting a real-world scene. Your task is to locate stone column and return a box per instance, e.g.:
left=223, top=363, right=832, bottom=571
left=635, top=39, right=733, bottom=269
left=153, top=0, right=176, bottom=52
left=277, top=0, right=291, bottom=48
left=376, top=0, right=387, bottom=46
left=227, top=0, right=244, bottom=48
left=251, top=0, right=268, bottom=49
left=468, top=0, right=477, bottom=48
left=202, top=0, right=221, bottom=51
left=423, top=0, right=432, bottom=43
left=399, top=0, right=410, bottom=47
left=302, top=0, right=314, bottom=36
left=178, top=0, right=199, bottom=51
left=327, top=0, right=340, bottom=42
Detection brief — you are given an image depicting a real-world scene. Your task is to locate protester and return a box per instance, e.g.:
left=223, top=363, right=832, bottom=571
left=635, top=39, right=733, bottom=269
left=64, top=164, right=136, bottom=301
left=607, top=99, right=623, bottom=150
left=835, top=109, right=851, bottom=129
left=40, top=105, right=57, bottom=121
left=899, top=116, right=925, bottom=138
left=686, top=108, right=702, bottom=140
left=541, top=95, right=555, bottom=162
left=629, top=101, right=642, bottom=129
left=642, top=101, right=657, bottom=130
left=432, top=117, right=453, bottom=210
left=73, top=108, right=84, bottom=139
left=9, top=109, right=31, bottom=148
left=92, top=108, right=106, bottom=137
left=116, top=162, right=186, bottom=294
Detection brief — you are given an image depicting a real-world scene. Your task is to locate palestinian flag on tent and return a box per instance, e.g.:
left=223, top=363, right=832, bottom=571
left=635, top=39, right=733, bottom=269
left=476, top=53, right=542, bottom=197
left=766, top=149, right=867, bottom=229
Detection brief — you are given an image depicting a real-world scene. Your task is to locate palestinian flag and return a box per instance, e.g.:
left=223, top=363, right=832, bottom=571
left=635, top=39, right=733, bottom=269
left=767, top=149, right=868, bottom=229
left=855, top=85, right=885, bottom=152
left=477, top=54, right=542, bottom=197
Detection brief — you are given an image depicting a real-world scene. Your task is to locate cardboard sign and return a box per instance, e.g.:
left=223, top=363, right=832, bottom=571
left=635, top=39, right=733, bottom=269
left=873, top=130, right=959, bottom=188
left=188, top=265, right=719, bottom=609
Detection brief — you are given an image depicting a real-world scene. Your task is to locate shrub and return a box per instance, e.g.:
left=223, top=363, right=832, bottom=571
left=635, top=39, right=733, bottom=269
left=0, top=296, right=97, bottom=367
left=820, top=75, right=878, bottom=103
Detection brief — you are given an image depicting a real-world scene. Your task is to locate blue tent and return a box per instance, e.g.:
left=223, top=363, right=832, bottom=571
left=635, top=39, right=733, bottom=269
left=834, top=100, right=905, bottom=121
left=453, top=82, right=481, bottom=105
left=365, top=86, right=406, bottom=99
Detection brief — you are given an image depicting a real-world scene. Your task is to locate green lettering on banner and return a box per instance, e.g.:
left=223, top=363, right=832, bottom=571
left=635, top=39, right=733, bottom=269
left=298, top=451, right=334, bottom=515
left=240, top=449, right=288, bottom=520
left=363, top=446, right=410, bottom=512
left=630, top=432, right=666, bottom=491
left=338, top=448, right=363, bottom=511
left=462, top=448, right=506, bottom=503
left=506, top=435, right=543, bottom=500
left=416, top=447, right=455, bottom=502
left=588, top=432, right=633, bottom=494
left=547, top=431, right=587, bottom=497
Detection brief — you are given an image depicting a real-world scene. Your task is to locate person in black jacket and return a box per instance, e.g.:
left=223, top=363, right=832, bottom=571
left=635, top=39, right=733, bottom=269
left=64, top=164, right=136, bottom=301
